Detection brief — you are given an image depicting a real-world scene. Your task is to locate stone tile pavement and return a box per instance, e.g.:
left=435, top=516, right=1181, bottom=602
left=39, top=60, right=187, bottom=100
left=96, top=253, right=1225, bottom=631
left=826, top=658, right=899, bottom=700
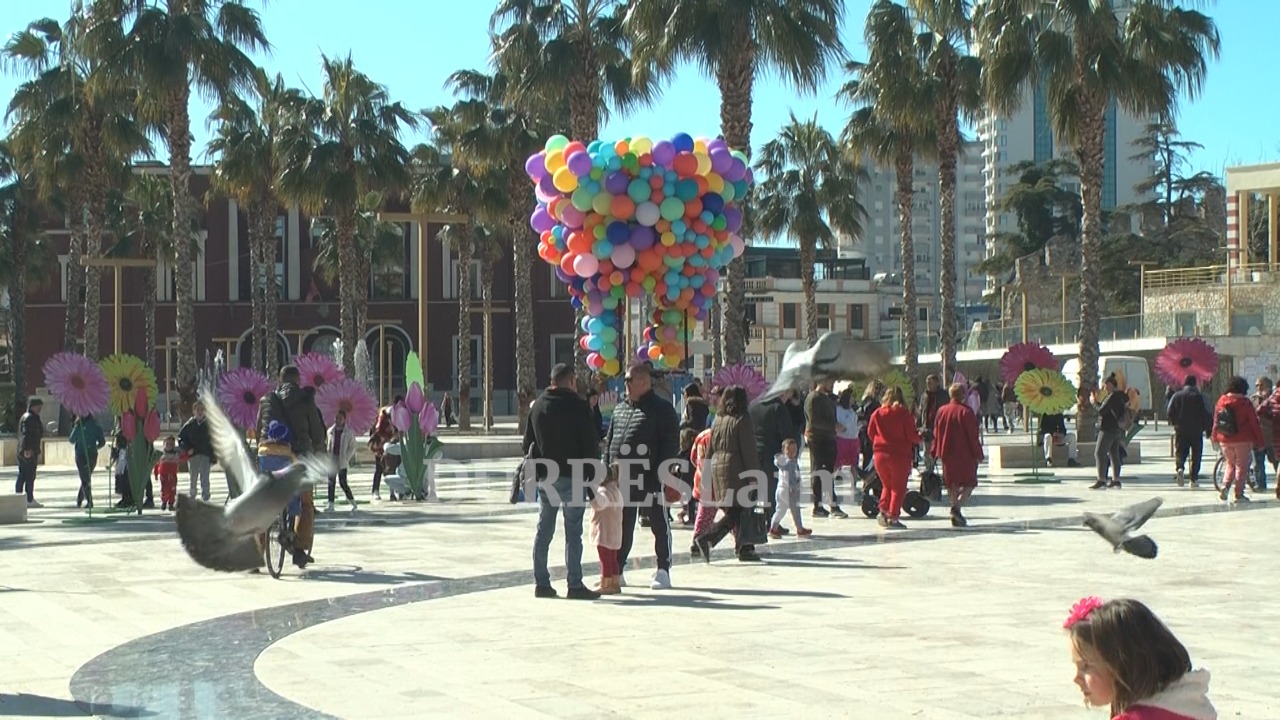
left=0, top=448, right=1277, bottom=718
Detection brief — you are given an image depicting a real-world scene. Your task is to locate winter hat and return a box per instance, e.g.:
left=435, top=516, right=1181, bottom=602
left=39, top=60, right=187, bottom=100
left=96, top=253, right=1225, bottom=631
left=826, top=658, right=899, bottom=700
left=266, top=420, right=291, bottom=443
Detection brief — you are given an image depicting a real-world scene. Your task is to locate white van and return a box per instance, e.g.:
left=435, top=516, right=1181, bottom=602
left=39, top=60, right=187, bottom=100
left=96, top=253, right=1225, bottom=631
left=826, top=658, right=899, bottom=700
left=1061, top=356, right=1153, bottom=415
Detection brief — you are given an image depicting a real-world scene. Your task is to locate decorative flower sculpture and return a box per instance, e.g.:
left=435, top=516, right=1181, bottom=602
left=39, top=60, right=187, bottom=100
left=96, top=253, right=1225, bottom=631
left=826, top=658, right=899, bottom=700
left=316, top=376, right=378, bottom=432
left=1154, top=337, right=1219, bottom=387
left=712, top=363, right=769, bottom=402
left=999, top=342, right=1058, bottom=385
left=43, top=352, right=109, bottom=418
left=391, top=352, right=443, bottom=498
left=1013, top=368, right=1077, bottom=416
left=119, top=388, right=161, bottom=514
left=880, top=368, right=915, bottom=406
left=217, top=368, right=272, bottom=430
left=100, top=354, right=158, bottom=416
left=294, top=352, right=343, bottom=390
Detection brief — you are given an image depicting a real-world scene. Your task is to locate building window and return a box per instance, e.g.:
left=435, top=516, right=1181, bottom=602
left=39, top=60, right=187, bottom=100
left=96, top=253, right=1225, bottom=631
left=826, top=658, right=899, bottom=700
left=274, top=216, right=287, bottom=299
left=452, top=334, right=482, bottom=390
left=781, top=303, right=798, bottom=331
left=816, top=303, right=831, bottom=330
left=550, top=334, right=576, bottom=368
left=1175, top=312, right=1197, bottom=336
left=550, top=271, right=570, bottom=299
left=848, top=304, right=865, bottom=332
left=444, top=257, right=481, bottom=300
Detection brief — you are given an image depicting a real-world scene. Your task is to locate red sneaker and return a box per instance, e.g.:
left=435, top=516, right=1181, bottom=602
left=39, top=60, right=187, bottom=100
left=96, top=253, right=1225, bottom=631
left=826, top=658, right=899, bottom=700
left=797, top=528, right=813, bottom=538
left=768, top=526, right=783, bottom=539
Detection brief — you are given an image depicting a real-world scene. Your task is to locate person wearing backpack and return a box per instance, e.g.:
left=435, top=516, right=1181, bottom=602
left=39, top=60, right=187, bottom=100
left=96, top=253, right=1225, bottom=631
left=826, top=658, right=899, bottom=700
left=1167, top=375, right=1213, bottom=488
left=1091, top=375, right=1131, bottom=490
left=1211, top=375, right=1265, bottom=503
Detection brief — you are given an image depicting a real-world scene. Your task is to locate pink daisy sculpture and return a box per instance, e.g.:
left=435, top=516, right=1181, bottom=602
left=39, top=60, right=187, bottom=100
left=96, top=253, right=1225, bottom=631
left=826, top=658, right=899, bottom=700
left=316, top=376, right=378, bottom=433
left=43, top=352, right=110, bottom=418
left=294, top=352, right=343, bottom=390
left=1155, top=337, right=1218, bottom=387
left=712, top=363, right=769, bottom=403
left=999, top=342, right=1058, bottom=385
left=217, top=368, right=272, bottom=429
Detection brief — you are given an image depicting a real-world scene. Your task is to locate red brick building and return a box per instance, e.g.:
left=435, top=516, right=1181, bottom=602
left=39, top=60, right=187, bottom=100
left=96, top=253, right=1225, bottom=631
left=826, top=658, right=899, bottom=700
left=22, top=167, right=576, bottom=415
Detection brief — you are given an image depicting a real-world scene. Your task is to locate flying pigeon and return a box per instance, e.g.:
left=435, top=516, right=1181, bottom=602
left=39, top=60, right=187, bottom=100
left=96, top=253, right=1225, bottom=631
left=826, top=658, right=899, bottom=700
left=1082, top=497, right=1163, bottom=559
left=174, top=386, right=335, bottom=572
left=759, top=332, right=893, bottom=402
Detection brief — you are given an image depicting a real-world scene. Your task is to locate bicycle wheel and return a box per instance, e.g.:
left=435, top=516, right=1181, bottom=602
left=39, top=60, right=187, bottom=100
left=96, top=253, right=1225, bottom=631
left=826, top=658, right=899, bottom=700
left=264, top=514, right=287, bottom=579
left=1212, top=455, right=1225, bottom=492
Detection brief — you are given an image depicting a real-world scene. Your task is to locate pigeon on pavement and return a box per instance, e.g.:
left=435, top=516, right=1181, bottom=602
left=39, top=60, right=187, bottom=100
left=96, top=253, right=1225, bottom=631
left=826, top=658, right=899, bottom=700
left=1082, top=497, right=1163, bottom=559
left=174, top=386, right=335, bottom=572
left=759, top=332, right=892, bottom=402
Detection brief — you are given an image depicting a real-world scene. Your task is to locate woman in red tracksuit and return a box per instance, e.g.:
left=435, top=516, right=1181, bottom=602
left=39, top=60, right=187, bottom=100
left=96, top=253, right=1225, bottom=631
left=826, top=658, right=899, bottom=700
left=1211, top=375, right=1264, bottom=503
left=867, top=386, right=922, bottom=529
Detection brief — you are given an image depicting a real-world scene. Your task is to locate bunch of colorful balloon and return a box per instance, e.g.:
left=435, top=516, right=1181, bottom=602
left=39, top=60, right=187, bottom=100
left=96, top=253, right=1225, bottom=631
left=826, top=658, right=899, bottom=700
left=528, top=132, right=753, bottom=374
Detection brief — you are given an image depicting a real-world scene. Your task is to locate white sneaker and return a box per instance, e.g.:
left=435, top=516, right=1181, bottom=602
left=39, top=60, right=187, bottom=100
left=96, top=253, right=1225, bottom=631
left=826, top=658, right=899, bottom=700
left=618, top=574, right=627, bottom=588
left=27, top=500, right=42, bottom=508
left=650, top=569, right=671, bottom=590
left=349, top=501, right=358, bottom=512
left=372, top=491, right=381, bottom=500
left=325, top=501, right=335, bottom=512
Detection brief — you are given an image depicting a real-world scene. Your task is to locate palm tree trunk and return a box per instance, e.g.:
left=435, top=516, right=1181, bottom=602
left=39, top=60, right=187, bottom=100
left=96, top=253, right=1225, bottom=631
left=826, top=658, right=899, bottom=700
left=455, top=234, right=473, bottom=431
left=246, top=202, right=266, bottom=372
left=82, top=146, right=108, bottom=361
left=9, top=209, right=28, bottom=425
left=258, top=210, right=280, bottom=378
left=336, top=212, right=359, bottom=375
left=354, top=248, right=371, bottom=371
left=716, top=30, right=755, bottom=367
left=800, top=239, right=818, bottom=346
left=63, top=190, right=85, bottom=354
left=1075, top=107, right=1107, bottom=439
left=710, top=295, right=722, bottom=370
left=169, top=84, right=199, bottom=420
left=509, top=172, right=538, bottom=432
left=140, top=229, right=158, bottom=373
left=936, top=109, right=959, bottom=382
left=481, top=243, right=496, bottom=432
left=896, top=150, right=920, bottom=398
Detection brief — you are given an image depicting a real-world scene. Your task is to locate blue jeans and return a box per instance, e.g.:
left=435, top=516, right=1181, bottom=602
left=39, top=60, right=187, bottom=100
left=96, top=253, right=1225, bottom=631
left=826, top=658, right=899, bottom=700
left=532, top=475, right=588, bottom=589
left=258, top=454, right=301, bottom=520
left=1252, top=449, right=1270, bottom=491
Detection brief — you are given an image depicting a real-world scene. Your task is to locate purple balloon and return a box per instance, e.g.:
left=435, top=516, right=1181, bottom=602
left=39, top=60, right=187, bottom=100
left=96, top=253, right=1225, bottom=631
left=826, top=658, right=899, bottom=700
left=566, top=151, right=593, bottom=177
left=604, top=171, right=630, bottom=195
left=538, top=173, right=558, bottom=197
left=723, top=158, right=746, bottom=183
left=723, top=207, right=742, bottom=233
left=744, top=168, right=755, bottom=186
left=631, top=226, right=656, bottom=250
left=530, top=207, right=554, bottom=233
left=525, top=152, right=548, bottom=180
left=556, top=267, right=573, bottom=283
left=636, top=346, right=650, bottom=362
left=709, top=147, right=733, bottom=174
left=652, top=140, right=676, bottom=167
left=707, top=138, right=728, bottom=153
left=561, top=204, right=586, bottom=229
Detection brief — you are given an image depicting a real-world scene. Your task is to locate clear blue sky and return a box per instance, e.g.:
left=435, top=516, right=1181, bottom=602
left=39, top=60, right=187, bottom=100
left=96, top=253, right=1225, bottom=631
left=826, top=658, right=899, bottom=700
left=1, top=0, right=1275, bottom=177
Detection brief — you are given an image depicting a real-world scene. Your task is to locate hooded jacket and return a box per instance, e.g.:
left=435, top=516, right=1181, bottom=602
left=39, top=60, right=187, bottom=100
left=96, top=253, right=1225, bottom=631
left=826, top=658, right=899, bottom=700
left=523, top=386, right=599, bottom=479
left=680, top=396, right=710, bottom=433
left=1211, top=392, right=1264, bottom=448
left=256, top=382, right=326, bottom=455
left=1113, top=669, right=1216, bottom=720
left=19, top=401, right=43, bottom=455
left=605, top=388, right=679, bottom=494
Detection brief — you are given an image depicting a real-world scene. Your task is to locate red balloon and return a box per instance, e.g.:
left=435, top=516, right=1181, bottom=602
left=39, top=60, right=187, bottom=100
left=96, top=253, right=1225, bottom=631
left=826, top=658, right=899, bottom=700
left=564, top=141, right=587, bottom=156
left=673, top=153, right=698, bottom=177
left=560, top=253, right=576, bottom=276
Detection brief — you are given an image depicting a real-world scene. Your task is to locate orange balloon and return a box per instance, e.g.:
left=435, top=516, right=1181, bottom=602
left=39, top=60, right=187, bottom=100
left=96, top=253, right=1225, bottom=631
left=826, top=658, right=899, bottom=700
left=540, top=230, right=555, bottom=245
left=615, top=140, right=630, bottom=156
left=560, top=253, right=576, bottom=276
left=647, top=345, right=662, bottom=360
left=700, top=246, right=715, bottom=258
left=656, top=219, right=671, bottom=233
left=694, top=176, right=709, bottom=196
left=610, top=195, right=636, bottom=220
left=567, top=231, right=591, bottom=254
left=674, top=153, right=698, bottom=177
left=610, top=270, right=624, bottom=286
left=684, top=198, right=703, bottom=218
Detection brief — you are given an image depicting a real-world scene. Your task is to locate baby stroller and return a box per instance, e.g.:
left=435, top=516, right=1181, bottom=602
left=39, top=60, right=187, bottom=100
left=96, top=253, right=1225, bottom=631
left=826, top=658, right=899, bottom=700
left=858, top=466, right=938, bottom=519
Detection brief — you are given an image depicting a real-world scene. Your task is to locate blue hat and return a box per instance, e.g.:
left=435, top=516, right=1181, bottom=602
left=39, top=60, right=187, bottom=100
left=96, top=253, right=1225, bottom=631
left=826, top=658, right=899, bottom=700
left=266, top=420, right=291, bottom=443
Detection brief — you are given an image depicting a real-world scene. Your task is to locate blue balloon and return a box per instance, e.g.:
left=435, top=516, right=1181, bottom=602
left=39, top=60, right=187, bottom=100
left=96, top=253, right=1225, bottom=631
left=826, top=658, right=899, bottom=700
left=702, top=193, right=724, bottom=214
left=672, top=132, right=695, bottom=153
left=571, top=296, right=583, bottom=310
left=607, top=221, right=631, bottom=244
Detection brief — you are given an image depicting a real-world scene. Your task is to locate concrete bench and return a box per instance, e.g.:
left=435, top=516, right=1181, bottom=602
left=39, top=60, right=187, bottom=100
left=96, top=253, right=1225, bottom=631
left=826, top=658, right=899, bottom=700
left=988, top=441, right=1143, bottom=470
left=0, top=493, right=28, bottom=524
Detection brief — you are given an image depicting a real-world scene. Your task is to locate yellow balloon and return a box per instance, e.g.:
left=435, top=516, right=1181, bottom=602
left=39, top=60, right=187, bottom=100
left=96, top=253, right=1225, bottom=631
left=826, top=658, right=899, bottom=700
left=694, top=152, right=712, bottom=177
left=592, top=192, right=613, bottom=215
left=706, top=173, right=725, bottom=193
left=602, top=359, right=620, bottom=376
left=661, top=231, right=677, bottom=246
left=544, top=149, right=566, bottom=173
left=631, top=136, right=653, bottom=155
left=694, top=138, right=709, bottom=154
left=553, top=166, right=578, bottom=192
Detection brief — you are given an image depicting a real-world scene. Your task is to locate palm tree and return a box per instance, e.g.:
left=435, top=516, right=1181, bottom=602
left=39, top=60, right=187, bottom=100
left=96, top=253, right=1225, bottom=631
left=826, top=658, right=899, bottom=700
left=276, top=54, right=417, bottom=374
left=839, top=0, right=935, bottom=392
left=475, top=226, right=506, bottom=431
left=754, top=114, right=867, bottom=345
left=208, top=70, right=301, bottom=377
left=442, top=67, right=554, bottom=429
left=908, top=0, right=982, bottom=381
left=114, top=172, right=173, bottom=374
left=88, top=0, right=268, bottom=414
left=492, top=0, right=660, bottom=386
left=5, top=12, right=150, bottom=360
left=627, top=0, right=848, bottom=366
left=975, top=0, right=1219, bottom=404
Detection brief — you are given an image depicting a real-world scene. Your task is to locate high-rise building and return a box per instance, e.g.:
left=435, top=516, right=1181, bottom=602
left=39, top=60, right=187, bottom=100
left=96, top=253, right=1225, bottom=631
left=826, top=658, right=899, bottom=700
left=842, top=140, right=990, bottom=336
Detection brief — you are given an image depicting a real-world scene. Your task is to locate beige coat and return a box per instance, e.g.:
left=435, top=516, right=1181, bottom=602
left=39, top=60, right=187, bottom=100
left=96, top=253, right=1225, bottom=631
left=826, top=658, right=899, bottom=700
left=590, top=482, right=624, bottom=550
left=708, top=414, right=761, bottom=505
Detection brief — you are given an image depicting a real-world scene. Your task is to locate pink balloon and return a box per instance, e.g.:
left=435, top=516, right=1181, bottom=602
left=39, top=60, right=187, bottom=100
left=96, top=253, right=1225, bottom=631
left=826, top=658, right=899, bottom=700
left=560, top=205, right=586, bottom=229
left=730, top=234, right=745, bottom=258
left=573, top=253, right=599, bottom=278
left=610, top=243, right=636, bottom=268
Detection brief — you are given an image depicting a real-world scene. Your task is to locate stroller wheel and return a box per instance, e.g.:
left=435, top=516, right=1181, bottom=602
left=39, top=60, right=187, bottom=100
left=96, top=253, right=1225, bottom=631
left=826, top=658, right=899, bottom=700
left=860, top=492, right=880, bottom=518
left=903, top=490, right=931, bottom=518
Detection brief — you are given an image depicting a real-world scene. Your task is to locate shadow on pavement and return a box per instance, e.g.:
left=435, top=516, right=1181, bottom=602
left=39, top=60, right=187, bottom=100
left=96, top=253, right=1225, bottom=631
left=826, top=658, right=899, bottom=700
left=973, top=494, right=1086, bottom=507
left=677, top=585, right=850, bottom=599
left=0, top=692, right=154, bottom=718
left=608, top=593, right=777, bottom=610
left=297, top=566, right=448, bottom=586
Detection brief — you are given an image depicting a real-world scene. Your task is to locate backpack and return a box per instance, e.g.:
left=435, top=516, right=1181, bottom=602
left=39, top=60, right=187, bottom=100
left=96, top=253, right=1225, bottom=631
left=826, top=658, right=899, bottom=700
left=1215, top=405, right=1238, bottom=436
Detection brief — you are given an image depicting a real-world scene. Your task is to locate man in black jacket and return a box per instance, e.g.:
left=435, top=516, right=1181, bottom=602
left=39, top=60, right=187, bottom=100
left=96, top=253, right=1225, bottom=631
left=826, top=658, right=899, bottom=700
left=524, top=363, right=602, bottom=600
left=606, top=362, right=679, bottom=590
left=256, top=365, right=326, bottom=567
left=178, top=400, right=215, bottom=501
left=16, top=398, right=43, bottom=507
left=1167, top=374, right=1212, bottom=488
left=749, top=391, right=801, bottom=526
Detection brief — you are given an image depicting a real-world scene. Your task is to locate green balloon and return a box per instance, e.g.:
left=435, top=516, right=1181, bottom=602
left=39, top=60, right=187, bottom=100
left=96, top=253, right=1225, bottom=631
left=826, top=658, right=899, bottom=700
left=628, top=178, right=650, bottom=203
left=660, top=197, right=685, bottom=221
left=592, top=192, right=613, bottom=215
left=572, top=187, right=594, bottom=211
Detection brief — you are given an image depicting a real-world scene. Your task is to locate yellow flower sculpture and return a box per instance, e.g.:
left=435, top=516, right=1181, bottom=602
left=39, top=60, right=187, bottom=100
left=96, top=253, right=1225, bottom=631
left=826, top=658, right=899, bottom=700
left=100, top=354, right=158, bottom=416
left=880, top=368, right=915, bottom=406
left=1014, top=368, right=1077, bottom=415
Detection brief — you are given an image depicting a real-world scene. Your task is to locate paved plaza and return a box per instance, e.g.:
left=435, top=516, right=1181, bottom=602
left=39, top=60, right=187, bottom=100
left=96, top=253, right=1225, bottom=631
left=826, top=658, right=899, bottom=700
left=2, top=432, right=1279, bottom=719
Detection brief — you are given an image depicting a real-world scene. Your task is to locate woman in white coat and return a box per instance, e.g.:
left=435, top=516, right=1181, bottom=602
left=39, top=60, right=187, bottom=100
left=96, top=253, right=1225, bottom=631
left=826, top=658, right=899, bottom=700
left=325, top=410, right=359, bottom=512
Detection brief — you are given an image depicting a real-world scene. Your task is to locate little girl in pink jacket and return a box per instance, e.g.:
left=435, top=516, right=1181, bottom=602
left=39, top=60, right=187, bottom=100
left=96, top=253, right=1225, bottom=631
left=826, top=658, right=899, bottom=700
left=591, top=473, right=624, bottom=595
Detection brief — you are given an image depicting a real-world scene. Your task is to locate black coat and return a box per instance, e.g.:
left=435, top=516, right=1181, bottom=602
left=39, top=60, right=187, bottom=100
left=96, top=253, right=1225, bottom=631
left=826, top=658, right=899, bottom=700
left=19, top=407, right=43, bottom=455
left=256, top=382, right=326, bottom=455
left=749, top=398, right=800, bottom=472
left=1167, top=386, right=1212, bottom=437
left=680, top=397, right=710, bottom=433
left=523, top=387, right=599, bottom=478
left=605, top=389, right=680, bottom=495
left=178, top=416, right=215, bottom=459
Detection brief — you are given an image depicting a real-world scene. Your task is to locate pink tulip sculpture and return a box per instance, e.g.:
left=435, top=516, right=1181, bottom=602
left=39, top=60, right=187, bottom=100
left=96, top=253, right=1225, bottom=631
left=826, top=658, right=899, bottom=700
left=391, top=382, right=442, bottom=500
left=120, top=388, right=162, bottom=514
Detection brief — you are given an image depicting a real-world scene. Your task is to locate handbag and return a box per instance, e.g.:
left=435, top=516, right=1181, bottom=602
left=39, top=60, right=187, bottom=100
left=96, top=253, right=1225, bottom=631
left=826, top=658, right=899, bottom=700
left=736, top=508, right=770, bottom=546
left=508, top=449, right=535, bottom=504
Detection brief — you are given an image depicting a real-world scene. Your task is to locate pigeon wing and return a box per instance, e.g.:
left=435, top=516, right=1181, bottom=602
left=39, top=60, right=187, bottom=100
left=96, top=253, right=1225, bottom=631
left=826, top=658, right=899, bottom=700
left=1083, top=512, right=1127, bottom=548
left=759, top=341, right=813, bottom=402
left=224, top=465, right=308, bottom=536
left=199, top=385, right=258, bottom=498
left=294, top=453, right=337, bottom=490
left=1120, top=534, right=1159, bottom=559
left=1111, top=497, right=1163, bottom=533
left=174, top=494, right=265, bottom=572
